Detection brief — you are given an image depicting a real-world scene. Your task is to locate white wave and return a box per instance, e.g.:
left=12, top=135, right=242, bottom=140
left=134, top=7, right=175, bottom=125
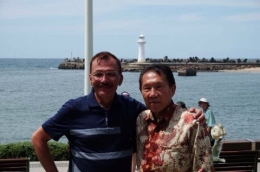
left=50, top=67, right=57, bottom=70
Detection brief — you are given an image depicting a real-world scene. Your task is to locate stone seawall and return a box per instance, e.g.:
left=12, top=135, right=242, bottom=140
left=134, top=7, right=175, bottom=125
left=58, top=61, right=260, bottom=72
left=123, top=62, right=260, bottom=72
left=58, top=61, right=85, bottom=69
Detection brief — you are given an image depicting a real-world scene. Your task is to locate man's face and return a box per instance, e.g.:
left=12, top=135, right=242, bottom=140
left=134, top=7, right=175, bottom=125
left=89, top=57, right=123, bottom=103
left=140, top=71, right=176, bottom=117
left=199, top=102, right=208, bottom=111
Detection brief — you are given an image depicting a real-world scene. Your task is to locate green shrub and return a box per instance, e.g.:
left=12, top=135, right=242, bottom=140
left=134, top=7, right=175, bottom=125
left=0, top=141, right=69, bottom=161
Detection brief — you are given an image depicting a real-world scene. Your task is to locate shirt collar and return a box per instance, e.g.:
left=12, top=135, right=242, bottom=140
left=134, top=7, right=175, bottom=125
left=86, top=88, right=122, bottom=108
left=145, top=101, right=176, bottom=123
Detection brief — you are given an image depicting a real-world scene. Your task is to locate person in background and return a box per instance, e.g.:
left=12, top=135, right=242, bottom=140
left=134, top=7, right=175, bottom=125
left=136, top=65, right=214, bottom=172
left=121, top=91, right=130, bottom=97
left=31, top=51, right=205, bottom=172
left=176, top=101, right=187, bottom=109
left=199, top=97, right=216, bottom=146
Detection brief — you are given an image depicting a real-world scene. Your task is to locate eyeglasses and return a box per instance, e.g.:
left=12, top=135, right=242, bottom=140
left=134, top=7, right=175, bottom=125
left=91, top=71, right=118, bottom=80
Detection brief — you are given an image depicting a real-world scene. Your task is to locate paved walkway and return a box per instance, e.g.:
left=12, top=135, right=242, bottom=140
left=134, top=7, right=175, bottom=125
left=30, top=161, right=68, bottom=172
left=31, top=161, right=260, bottom=172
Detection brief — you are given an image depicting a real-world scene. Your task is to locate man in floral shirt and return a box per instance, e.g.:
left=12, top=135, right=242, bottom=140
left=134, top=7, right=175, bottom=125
left=136, top=65, right=214, bottom=172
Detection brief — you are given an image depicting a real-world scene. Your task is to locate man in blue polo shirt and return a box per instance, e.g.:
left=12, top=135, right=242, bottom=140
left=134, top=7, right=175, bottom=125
left=32, top=51, right=204, bottom=172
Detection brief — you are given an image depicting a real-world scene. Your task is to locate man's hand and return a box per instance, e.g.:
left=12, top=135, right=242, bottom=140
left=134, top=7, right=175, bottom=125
left=189, top=107, right=206, bottom=126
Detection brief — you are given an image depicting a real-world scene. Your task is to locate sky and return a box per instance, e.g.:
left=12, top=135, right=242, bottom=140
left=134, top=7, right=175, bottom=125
left=0, top=0, right=260, bottom=60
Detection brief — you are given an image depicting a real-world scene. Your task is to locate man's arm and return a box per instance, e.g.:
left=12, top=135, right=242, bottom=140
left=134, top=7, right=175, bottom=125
left=31, top=126, right=58, bottom=172
left=132, top=153, right=137, bottom=172
left=207, top=126, right=211, bottom=133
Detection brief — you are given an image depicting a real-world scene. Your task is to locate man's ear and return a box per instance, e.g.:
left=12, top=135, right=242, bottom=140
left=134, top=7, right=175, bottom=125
left=89, top=74, right=93, bottom=85
left=118, top=74, right=123, bottom=86
left=171, top=84, right=176, bottom=96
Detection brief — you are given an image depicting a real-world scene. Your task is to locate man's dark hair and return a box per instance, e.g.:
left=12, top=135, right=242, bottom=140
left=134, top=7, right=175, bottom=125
left=139, top=65, right=175, bottom=90
left=89, top=51, right=122, bottom=74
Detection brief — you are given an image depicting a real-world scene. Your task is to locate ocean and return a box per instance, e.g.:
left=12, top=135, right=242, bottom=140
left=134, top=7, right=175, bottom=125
left=0, top=58, right=260, bottom=144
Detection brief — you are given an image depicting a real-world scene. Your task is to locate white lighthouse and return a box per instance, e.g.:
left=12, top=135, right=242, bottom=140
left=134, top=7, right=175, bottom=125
left=137, top=34, right=146, bottom=63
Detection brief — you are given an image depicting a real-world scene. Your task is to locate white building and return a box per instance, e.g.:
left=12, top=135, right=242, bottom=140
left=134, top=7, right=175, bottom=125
left=137, top=34, right=146, bottom=62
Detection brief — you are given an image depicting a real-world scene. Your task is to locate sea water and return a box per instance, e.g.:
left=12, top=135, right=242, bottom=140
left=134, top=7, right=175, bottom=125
left=0, top=58, right=260, bottom=144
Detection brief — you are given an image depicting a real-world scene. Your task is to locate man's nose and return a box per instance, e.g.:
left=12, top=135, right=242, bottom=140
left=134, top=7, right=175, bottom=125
left=149, top=88, right=157, bottom=97
left=100, top=74, right=109, bottom=82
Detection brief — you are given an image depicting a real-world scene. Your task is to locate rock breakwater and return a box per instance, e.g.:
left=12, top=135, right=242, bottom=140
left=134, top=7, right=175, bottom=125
left=58, top=59, right=260, bottom=72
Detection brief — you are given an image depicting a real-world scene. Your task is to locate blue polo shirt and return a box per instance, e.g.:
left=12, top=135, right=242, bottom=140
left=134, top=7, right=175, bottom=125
left=42, top=89, right=146, bottom=172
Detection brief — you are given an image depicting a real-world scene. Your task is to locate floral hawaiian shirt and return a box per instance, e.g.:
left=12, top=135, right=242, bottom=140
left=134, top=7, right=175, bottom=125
left=136, top=102, right=214, bottom=172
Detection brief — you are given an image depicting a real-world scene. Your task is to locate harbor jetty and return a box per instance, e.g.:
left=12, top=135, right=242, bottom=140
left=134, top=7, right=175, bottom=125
left=177, top=68, right=197, bottom=76
left=58, top=57, right=260, bottom=72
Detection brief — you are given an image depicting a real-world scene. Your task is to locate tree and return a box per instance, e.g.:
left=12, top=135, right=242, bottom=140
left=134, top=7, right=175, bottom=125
left=210, top=57, right=215, bottom=63
left=226, top=57, right=230, bottom=62
left=223, top=57, right=229, bottom=63
left=163, top=56, right=168, bottom=62
left=195, top=56, right=199, bottom=62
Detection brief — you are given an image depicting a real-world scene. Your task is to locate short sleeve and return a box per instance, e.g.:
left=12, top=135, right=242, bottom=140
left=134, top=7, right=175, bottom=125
left=42, top=100, right=72, bottom=141
left=206, top=109, right=216, bottom=127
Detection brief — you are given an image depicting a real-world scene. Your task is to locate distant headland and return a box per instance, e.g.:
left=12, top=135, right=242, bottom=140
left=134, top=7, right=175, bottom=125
left=58, top=56, right=260, bottom=72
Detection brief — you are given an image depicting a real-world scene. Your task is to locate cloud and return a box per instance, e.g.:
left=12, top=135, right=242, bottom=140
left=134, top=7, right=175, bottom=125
left=1, top=0, right=259, bottom=20
left=178, top=13, right=202, bottom=22
left=225, top=12, right=260, bottom=22
left=94, top=18, right=145, bottom=34
left=0, top=0, right=84, bottom=35
left=137, top=0, right=260, bottom=8
left=93, top=0, right=260, bottom=15
left=0, top=0, right=84, bottom=20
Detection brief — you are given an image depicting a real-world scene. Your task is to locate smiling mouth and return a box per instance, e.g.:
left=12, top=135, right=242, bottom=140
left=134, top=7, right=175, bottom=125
left=99, top=84, right=112, bottom=88
left=150, top=101, right=159, bottom=104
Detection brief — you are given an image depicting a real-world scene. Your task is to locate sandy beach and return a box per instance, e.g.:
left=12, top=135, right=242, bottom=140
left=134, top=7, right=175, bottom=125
left=221, top=67, right=260, bottom=73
